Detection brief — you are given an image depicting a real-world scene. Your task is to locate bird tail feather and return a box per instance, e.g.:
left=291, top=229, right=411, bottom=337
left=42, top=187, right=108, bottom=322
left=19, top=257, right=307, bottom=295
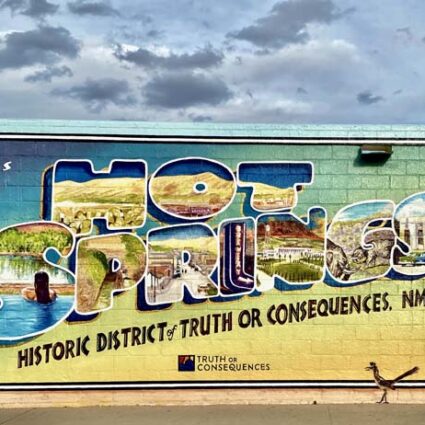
left=393, top=366, right=419, bottom=383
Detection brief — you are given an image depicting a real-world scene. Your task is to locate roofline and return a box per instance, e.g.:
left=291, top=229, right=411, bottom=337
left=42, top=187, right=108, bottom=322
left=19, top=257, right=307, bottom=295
left=0, top=119, right=424, bottom=144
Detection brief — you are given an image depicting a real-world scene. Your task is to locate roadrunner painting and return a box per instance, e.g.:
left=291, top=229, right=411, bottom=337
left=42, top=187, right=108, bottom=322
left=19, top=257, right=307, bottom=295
left=366, top=362, right=419, bottom=403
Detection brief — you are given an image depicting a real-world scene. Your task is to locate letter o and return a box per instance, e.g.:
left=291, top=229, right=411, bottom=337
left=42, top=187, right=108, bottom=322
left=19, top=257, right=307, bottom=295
left=149, top=157, right=236, bottom=220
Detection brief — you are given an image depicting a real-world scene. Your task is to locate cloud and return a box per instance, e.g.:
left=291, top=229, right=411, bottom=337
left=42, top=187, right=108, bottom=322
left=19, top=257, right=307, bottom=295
left=0, top=0, right=58, bottom=18
left=188, top=113, right=213, bottom=122
left=146, top=30, right=161, bottom=38
left=190, top=97, right=315, bottom=124
left=0, top=26, right=80, bottom=71
left=230, top=39, right=361, bottom=87
left=67, top=0, right=119, bottom=16
left=228, top=0, right=350, bottom=49
left=51, top=78, right=137, bottom=112
left=0, top=0, right=25, bottom=14
left=22, top=0, right=58, bottom=18
left=396, top=27, right=412, bottom=40
left=357, top=90, right=384, bottom=105
left=25, top=65, right=73, bottom=82
left=143, top=72, right=232, bottom=108
left=396, top=196, right=425, bottom=219
left=114, top=44, right=224, bottom=70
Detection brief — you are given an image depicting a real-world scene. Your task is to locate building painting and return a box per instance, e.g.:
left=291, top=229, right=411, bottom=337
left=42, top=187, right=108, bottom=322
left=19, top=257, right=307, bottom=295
left=0, top=123, right=425, bottom=391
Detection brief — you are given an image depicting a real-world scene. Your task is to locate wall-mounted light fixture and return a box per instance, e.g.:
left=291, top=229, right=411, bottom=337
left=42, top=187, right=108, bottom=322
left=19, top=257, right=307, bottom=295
left=359, top=144, right=393, bottom=160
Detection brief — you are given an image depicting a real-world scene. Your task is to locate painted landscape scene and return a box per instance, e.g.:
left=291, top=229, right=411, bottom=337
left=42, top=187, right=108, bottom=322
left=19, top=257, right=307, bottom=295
left=238, top=162, right=313, bottom=211
left=150, top=171, right=234, bottom=218
left=77, top=234, right=146, bottom=313
left=53, top=177, right=145, bottom=234
left=326, top=202, right=395, bottom=282
left=0, top=223, right=74, bottom=339
left=257, top=210, right=325, bottom=284
left=53, top=176, right=145, bottom=234
left=246, top=183, right=295, bottom=211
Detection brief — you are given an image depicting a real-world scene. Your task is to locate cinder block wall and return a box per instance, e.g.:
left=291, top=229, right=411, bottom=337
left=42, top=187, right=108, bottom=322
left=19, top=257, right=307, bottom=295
left=0, top=128, right=424, bottom=405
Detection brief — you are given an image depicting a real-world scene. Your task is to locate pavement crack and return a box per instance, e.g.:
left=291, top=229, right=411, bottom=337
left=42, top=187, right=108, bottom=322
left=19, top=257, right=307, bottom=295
left=0, top=408, right=35, bottom=425
left=327, top=406, right=334, bottom=425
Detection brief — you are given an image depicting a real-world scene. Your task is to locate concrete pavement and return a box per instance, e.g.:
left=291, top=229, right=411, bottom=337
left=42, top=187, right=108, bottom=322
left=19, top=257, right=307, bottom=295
left=1, top=405, right=425, bottom=425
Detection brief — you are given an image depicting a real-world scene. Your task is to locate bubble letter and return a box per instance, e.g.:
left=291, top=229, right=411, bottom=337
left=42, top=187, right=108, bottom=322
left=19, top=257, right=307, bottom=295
left=146, top=224, right=218, bottom=305
left=52, top=160, right=146, bottom=235
left=76, top=233, right=146, bottom=314
left=149, top=158, right=236, bottom=220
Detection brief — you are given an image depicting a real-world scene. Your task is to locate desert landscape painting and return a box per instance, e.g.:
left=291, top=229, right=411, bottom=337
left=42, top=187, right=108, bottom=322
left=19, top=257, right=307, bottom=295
left=238, top=162, right=313, bottom=211
left=257, top=210, right=325, bottom=285
left=150, top=159, right=235, bottom=219
left=53, top=161, right=146, bottom=235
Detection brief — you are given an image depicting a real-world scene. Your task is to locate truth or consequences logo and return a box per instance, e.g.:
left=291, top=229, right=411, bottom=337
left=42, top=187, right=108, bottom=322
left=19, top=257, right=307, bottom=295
left=178, top=355, right=195, bottom=372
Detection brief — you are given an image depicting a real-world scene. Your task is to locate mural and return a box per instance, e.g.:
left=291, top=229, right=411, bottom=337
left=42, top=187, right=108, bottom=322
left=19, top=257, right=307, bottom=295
left=149, top=157, right=236, bottom=219
left=393, top=192, right=425, bottom=275
left=219, top=218, right=255, bottom=296
left=146, top=224, right=218, bottom=304
left=257, top=208, right=326, bottom=287
left=0, top=138, right=424, bottom=391
left=326, top=201, right=396, bottom=284
left=0, top=222, right=75, bottom=340
left=52, top=160, right=146, bottom=235
left=238, top=162, right=313, bottom=211
left=76, top=233, right=146, bottom=314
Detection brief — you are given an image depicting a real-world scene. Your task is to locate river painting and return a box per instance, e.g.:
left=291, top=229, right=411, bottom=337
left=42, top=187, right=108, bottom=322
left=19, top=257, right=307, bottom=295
left=0, top=255, right=75, bottom=340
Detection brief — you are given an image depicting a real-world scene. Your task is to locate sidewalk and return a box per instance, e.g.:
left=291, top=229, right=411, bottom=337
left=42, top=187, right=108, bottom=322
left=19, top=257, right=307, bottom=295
left=1, top=405, right=425, bottom=425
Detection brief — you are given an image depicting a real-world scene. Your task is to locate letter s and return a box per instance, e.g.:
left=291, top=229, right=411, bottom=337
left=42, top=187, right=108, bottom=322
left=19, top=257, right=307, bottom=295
left=0, top=221, right=75, bottom=341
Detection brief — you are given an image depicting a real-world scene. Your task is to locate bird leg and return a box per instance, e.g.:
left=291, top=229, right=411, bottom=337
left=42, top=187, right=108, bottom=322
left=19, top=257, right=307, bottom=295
left=377, top=390, right=388, bottom=404
left=383, top=390, right=389, bottom=404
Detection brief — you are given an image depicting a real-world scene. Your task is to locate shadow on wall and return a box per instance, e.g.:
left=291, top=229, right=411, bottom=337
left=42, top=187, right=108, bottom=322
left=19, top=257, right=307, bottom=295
left=353, top=146, right=392, bottom=167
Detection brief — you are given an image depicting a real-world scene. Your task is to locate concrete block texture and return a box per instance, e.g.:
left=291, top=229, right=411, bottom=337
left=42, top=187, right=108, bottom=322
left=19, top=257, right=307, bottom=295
left=0, top=124, right=424, bottom=404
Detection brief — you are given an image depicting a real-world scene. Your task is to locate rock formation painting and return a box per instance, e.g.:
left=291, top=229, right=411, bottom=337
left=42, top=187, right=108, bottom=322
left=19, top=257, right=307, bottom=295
left=326, top=201, right=396, bottom=283
left=256, top=208, right=326, bottom=287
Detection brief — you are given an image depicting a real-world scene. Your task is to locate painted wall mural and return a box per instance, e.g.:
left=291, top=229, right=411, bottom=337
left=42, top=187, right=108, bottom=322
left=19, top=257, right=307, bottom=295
left=52, top=160, right=147, bottom=235
left=1, top=138, right=425, bottom=389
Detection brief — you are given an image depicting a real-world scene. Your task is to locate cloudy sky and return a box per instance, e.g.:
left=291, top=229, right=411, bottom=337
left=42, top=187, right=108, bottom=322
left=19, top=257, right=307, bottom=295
left=0, top=0, right=424, bottom=123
